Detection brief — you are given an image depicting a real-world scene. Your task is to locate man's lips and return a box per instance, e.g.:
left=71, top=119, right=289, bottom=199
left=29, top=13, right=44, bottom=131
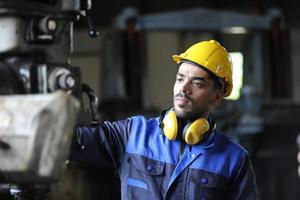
left=174, top=92, right=191, bottom=106
left=175, top=97, right=190, bottom=105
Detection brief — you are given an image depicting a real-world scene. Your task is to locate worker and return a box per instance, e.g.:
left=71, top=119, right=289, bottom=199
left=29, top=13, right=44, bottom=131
left=70, top=40, right=259, bottom=199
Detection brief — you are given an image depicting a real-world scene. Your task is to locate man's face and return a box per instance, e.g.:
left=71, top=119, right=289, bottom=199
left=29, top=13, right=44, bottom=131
left=173, top=62, right=222, bottom=120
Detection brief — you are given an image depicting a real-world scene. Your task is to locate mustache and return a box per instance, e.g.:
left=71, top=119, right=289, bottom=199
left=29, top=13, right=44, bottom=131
left=174, top=92, right=192, bottom=101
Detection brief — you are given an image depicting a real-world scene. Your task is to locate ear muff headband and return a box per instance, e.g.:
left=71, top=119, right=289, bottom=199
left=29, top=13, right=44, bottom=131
left=161, top=110, right=210, bottom=145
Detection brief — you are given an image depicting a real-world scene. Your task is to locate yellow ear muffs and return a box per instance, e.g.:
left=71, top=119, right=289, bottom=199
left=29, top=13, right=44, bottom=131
left=162, top=110, right=178, bottom=140
left=162, top=110, right=210, bottom=145
left=183, top=118, right=210, bottom=145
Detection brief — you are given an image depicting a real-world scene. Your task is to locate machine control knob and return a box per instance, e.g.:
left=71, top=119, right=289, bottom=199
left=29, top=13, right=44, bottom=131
left=48, top=67, right=78, bottom=92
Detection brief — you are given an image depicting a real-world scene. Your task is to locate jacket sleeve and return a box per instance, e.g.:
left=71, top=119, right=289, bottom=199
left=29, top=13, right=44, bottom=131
left=229, top=155, right=259, bottom=200
left=69, top=118, right=132, bottom=169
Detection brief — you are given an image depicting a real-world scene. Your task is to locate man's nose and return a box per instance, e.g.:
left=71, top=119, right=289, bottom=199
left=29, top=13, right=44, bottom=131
left=180, top=80, right=191, bottom=94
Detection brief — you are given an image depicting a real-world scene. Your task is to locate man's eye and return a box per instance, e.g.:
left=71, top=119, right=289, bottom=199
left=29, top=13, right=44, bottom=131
left=193, top=81, right=204, bottom=87
left=176, top=77, right=183, bottom=82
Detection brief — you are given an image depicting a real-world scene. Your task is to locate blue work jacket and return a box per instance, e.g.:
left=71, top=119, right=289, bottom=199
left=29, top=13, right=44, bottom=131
left=71, top=116, right=259, bottom=200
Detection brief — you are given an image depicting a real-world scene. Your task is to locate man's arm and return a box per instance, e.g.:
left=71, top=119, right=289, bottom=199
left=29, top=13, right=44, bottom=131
left=69, top=118, right=132, bottom=169
left=229, top=155, right=259, bottom=200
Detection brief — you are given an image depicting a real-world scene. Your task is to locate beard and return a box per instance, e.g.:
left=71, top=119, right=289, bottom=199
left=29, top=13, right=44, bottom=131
left=173, top=92, right=208, bottom=120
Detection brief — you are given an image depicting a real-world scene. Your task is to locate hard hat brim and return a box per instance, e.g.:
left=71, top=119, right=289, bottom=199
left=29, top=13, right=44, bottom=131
left=172, top=55, right=182, bottom=64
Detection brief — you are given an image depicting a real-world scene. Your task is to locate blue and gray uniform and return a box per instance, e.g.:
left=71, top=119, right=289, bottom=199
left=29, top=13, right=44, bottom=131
left=71, top=116, right=259, bottom=200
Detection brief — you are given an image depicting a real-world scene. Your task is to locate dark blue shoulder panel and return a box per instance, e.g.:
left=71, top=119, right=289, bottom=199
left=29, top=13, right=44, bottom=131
left=126, top=116, right=180, bottom=165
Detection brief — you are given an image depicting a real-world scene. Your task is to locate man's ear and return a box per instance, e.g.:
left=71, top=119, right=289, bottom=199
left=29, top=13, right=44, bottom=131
left=212, top=90, right=224, bottom=106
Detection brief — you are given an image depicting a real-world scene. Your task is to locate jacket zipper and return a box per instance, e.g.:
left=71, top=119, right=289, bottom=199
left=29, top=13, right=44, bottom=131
left=178, top=142, right=184, bottom=160
left=183, top=165, right=189, bottom=199
left=183, top=145, right=193, bottom=199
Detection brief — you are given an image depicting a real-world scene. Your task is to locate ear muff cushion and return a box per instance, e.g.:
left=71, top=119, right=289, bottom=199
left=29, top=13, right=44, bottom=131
left=162, top=110, right=178, bottom=140
left=184, top=118, right=210, bottom=145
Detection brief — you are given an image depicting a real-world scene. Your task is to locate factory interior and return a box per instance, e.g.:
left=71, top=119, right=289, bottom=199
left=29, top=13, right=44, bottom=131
left=1, top=0, right=300, bottom=199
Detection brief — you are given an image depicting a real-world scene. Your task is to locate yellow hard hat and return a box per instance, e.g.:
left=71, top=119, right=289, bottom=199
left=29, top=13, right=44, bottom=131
left=172, top=40, right=233, bottom=97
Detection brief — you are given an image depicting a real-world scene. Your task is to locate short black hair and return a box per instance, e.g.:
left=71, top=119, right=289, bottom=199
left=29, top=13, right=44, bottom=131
left=180, top=59, right=225, bottom=92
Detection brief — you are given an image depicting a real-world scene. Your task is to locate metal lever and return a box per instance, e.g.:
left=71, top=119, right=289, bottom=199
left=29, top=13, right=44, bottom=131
left=86, top=11, right=99, bottom=38
left=81, top=83, right=99, bottom=121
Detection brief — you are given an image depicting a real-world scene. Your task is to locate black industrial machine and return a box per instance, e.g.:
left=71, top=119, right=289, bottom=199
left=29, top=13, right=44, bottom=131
left=0, top=0, right=98, bottom=199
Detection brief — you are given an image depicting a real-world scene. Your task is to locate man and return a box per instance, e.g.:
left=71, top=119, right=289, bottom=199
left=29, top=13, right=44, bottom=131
left=70, top=40, right=259, bottom=199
